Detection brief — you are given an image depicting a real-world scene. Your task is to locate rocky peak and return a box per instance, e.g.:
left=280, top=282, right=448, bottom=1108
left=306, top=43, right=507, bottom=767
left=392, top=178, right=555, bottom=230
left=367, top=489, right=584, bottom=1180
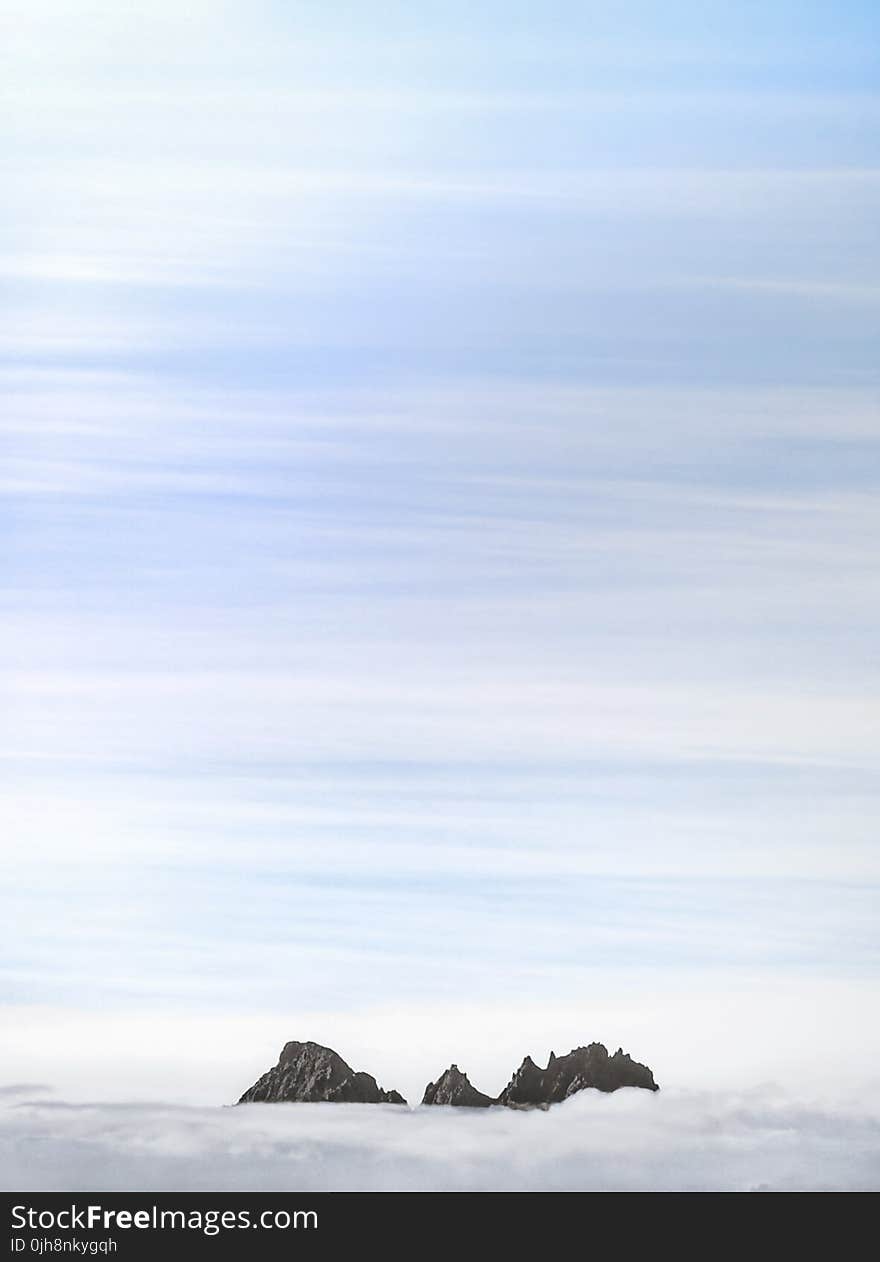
left=421, top=1064, right=493, bottom=1107
left=238, top=1040, right=406, bottom=1105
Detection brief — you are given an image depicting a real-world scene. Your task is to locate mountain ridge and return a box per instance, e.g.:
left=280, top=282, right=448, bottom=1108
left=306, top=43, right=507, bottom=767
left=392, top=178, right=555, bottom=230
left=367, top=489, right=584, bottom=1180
left=238, top=1040, right=658, bottom=1108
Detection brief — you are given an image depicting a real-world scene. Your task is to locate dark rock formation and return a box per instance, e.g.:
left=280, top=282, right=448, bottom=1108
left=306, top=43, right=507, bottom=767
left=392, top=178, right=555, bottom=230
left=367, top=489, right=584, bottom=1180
left=421, top=1064, right=493, bottom=1107
left=237, top=1038, right=657, bottom=1110
left=238, top=1040, right=406, bottom=1105
left=422, top=1045, right=657, bottom=1109
left=496, top=1043, right=658, bottom=1107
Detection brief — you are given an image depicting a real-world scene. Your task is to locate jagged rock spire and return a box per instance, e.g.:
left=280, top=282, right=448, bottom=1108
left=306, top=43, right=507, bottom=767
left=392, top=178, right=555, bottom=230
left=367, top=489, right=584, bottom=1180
left=496, top=1043, right=658, bottom=1106
left=421, top=1064, right=493, bottom=1107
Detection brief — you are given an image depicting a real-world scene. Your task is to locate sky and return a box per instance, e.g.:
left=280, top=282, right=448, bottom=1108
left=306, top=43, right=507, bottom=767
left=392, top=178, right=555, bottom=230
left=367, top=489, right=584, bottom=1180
left=2, top=1, right=880, bottom=1112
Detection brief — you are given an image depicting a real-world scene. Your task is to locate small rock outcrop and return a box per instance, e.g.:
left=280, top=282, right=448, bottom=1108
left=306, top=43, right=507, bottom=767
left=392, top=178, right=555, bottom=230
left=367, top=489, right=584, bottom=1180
left=421, top=1064, right=493, bottom=1107
left=496, top=1043, right=658, bottom=1107
left=238, top=1040, right=406, bottom=1105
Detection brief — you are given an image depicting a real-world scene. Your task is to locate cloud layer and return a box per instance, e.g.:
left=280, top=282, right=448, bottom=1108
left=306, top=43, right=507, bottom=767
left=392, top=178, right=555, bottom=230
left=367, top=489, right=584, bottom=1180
left=2, top=1083, right=878, bottom=1192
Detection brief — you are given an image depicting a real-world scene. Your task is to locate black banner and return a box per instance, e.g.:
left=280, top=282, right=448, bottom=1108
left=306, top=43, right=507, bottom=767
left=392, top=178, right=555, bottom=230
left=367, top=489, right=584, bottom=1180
left=2, top=1190, right=874, bottom=1258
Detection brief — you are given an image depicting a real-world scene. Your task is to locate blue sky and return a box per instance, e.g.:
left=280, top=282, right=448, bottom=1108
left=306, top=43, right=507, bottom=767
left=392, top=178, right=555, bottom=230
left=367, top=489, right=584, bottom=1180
left=2, top=1, right=879, bottom=1100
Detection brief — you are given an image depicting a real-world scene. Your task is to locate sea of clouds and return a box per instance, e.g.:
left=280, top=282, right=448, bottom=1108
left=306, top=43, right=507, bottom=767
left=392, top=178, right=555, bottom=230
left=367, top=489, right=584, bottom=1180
left=2, top=1083, right=878, bottom=1192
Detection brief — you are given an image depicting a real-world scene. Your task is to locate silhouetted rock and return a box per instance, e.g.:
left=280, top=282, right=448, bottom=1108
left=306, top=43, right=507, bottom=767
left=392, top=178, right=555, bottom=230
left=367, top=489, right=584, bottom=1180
left=237, top=1040, right=406, bottom=1105
left=422, top=1064, right=493, bottom=1107
left=496, top=1043, right=658, bottom=1107
left=237, top=1038, right=657, bottom=1109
